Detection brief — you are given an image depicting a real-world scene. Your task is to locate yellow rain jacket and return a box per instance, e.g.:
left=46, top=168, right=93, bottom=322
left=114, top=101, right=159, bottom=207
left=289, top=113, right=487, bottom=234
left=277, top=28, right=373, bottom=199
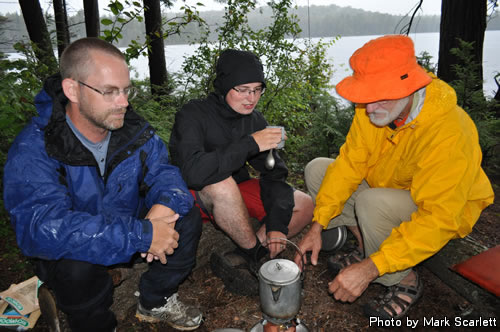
left=314, top=76, right=494, bottom=276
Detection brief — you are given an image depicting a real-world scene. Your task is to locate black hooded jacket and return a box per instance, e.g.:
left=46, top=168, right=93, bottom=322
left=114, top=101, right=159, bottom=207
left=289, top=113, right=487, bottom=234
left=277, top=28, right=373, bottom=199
left=169, top=93, right=294, bottom=234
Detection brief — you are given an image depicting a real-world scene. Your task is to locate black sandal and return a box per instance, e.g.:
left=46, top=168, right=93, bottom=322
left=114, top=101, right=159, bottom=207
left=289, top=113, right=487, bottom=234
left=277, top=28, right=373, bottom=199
left=363, top=272, right=423, bottom=319
left=327, top=248, right=364, bottom=276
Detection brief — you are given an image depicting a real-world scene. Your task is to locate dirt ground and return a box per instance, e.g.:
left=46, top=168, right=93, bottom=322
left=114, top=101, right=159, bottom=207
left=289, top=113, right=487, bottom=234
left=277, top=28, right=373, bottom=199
left=1, top=180, right=499, bottom=332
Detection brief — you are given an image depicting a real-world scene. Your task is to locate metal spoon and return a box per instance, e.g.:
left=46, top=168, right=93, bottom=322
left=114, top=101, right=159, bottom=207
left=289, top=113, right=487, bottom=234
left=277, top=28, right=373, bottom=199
left=265, top=149, right=275, bottom=170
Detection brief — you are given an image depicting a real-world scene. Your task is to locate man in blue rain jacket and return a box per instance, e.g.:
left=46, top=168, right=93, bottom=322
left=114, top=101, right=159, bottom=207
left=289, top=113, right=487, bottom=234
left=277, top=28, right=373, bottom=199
left=3, top=38, right=202, bottom=331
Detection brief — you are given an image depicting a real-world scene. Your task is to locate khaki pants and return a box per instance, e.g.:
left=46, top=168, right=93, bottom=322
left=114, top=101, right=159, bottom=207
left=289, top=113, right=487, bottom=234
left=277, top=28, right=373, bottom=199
left=304, top=157, right=417, bottom=286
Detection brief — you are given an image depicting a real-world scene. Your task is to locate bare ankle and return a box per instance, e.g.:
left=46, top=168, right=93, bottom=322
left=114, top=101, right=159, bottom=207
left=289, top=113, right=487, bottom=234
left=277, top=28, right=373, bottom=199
left=399, top=270, right=417, bottom=286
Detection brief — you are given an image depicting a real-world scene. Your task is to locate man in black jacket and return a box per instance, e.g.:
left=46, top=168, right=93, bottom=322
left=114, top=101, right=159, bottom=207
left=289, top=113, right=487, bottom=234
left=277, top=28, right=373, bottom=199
left=169, top=49, right=313, bottom=295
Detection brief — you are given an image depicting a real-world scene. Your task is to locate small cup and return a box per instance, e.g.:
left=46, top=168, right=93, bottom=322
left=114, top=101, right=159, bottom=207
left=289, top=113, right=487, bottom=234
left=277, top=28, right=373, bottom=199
left=266, top=126, right=285, bottom=149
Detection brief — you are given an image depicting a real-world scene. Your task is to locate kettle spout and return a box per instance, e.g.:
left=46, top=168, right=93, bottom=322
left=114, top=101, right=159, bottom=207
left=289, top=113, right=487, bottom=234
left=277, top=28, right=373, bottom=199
left=271, top=286, right=282, bottom=302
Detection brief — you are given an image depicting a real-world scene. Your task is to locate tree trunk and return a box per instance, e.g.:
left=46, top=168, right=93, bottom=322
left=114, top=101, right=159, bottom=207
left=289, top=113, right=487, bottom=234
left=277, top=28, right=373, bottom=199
left=53, top=0, right=70, bottom=58
left=437, top=0, right=486, bottom=86
left=495, top=75, right=500, bottom=102
left=83, top=0, right=100, bottom=37
left=18, top=0, right=58, bottom=70
left=143, top=0, right=168, bottom=96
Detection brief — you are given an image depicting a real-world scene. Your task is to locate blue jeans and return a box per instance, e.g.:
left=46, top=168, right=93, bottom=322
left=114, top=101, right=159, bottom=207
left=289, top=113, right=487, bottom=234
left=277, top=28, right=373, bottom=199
left=34, top=206, right=202, bottom=331
left=138, top=206, right=202, bottom=309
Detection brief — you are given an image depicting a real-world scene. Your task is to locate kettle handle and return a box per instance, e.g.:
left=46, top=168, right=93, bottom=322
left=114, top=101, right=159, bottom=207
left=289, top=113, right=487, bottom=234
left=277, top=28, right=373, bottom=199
left=258, top=237, right=306, bottom=280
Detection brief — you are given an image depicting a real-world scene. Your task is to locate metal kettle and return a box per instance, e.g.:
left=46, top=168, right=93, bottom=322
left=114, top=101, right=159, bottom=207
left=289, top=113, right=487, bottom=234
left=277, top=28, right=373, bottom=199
left=258, top=239, right=305, bottom=321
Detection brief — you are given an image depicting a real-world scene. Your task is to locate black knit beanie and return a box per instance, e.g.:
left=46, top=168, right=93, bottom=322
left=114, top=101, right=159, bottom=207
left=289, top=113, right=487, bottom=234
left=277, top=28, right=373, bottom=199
left=213, top=49, right=266, bottom=97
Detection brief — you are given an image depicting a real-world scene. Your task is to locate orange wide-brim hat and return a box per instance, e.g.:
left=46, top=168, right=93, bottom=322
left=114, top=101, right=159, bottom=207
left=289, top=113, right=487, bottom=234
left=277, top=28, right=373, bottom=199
left=336, top=35, right=432, bottom=104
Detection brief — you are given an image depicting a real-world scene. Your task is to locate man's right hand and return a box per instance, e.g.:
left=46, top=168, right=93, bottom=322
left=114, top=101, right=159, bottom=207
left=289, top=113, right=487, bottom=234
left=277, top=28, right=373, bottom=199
left=328, top=258, right=379, bottom=303
left=147, top=214, right=180, bottom=264
left=294, top=221, right=323, bottom=269
left=251, top=127, right=286, bottom=152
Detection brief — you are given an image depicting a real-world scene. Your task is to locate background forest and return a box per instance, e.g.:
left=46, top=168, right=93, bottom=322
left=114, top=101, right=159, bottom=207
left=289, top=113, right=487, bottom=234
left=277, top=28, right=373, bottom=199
left=2, top=2, right=500, bottom=51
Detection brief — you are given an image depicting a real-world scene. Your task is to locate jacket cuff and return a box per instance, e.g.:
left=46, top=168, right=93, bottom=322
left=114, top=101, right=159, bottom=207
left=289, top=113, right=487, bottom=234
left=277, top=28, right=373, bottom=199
left=369, top=251, right=389, bottom=276
left=313, top=210, right=331, bottom=229
left=139, top=219, right=154, bottom=252
left=263, top=215, right=289, bottom=235
left=317, top=217, right=330, bottom=229
left=246, top=135, right=261, bottom=157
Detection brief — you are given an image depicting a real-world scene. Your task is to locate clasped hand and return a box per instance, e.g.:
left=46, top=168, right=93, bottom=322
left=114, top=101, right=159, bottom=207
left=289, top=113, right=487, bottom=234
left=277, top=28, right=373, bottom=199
left=142, top=204, right=179, bottom=264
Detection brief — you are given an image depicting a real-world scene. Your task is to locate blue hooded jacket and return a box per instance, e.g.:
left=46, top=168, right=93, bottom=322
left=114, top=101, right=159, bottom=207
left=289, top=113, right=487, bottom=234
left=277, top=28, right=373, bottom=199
left=3, top=75, right=194, bottom=266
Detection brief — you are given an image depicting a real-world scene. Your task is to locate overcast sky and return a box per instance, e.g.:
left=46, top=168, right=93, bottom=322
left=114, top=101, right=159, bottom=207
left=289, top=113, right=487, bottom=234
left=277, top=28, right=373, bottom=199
left=0, top=0, right=442, bottom=16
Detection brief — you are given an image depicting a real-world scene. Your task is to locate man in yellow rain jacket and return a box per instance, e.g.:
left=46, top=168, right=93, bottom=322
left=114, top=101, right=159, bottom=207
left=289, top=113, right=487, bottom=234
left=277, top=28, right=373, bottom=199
left=295, top=35, right=494, bottom=319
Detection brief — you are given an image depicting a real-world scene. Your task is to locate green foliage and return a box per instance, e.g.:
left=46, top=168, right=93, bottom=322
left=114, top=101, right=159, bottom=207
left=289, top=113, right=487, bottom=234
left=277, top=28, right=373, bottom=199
left=101, top=0, right=145, bottom=59
left=417, top=51, right=437, bottom=74
left=101, top=0, right=205, bottom=63
left=448, top=39, right=500, bottom=177
left=303, top=94, right=353, bottom=159
left=0, top=42, right=52, bottom=150
left=0, top=42, right=58, bottom=198
left=450, top=40, right=486, bottom=113
left=130, top=79, right=182, bottom=142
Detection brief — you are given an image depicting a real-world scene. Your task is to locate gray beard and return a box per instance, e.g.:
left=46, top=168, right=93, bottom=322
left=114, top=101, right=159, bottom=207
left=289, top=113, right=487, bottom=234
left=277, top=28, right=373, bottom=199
left=368, top=97, right=410, bottom=127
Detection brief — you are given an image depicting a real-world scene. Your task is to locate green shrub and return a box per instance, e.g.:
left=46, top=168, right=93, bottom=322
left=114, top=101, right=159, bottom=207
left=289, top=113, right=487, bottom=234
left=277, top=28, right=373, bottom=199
left=131, top=79, right=181, bottom=143
left=0, top=43, right=50, bottom=144
left=0, top=43, right=56, bottom=190
left=449, top=40, right=500, bottom=178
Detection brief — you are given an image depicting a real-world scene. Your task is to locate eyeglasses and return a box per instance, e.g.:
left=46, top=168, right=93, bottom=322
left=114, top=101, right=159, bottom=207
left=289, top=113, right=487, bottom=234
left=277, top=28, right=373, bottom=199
left=77, top=80, right=136, bottom=101
left=232, top=86, right=265, bottom=96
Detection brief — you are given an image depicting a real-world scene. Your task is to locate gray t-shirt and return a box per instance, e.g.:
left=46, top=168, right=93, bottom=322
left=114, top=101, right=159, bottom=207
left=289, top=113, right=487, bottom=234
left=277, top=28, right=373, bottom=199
left=66, top=115, right=111, bottom=176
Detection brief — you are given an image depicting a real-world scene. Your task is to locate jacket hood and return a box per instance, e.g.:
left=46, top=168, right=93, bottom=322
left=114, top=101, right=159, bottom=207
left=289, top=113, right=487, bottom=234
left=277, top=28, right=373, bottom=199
left=213, top=49, right=266, bottom=97
left=416, top=73, right=456, bottom=124
left=33, top=74, right=68, bottom=128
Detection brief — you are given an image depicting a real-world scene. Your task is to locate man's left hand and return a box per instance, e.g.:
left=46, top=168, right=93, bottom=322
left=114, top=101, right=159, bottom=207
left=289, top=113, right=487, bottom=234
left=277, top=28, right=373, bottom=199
left=266, top=231, right=287, bottom=258
left=328, top=258, right=379, bottom=302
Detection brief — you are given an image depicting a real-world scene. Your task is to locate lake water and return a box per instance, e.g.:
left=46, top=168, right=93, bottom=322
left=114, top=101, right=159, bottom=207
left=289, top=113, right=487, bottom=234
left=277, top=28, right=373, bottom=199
left=129, top=31, right=500, bottom=100
left=8, top=31, right=499, bottom=98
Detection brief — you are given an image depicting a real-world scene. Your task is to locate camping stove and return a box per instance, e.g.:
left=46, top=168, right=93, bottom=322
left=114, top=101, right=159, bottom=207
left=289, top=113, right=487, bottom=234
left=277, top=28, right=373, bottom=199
left=249, top=314, right=309, bottom=332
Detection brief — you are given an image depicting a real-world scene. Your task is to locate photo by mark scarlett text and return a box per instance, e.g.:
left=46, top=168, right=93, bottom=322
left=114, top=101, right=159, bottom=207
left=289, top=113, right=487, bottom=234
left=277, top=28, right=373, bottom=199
left=369, top=316, right=497, bottom=328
